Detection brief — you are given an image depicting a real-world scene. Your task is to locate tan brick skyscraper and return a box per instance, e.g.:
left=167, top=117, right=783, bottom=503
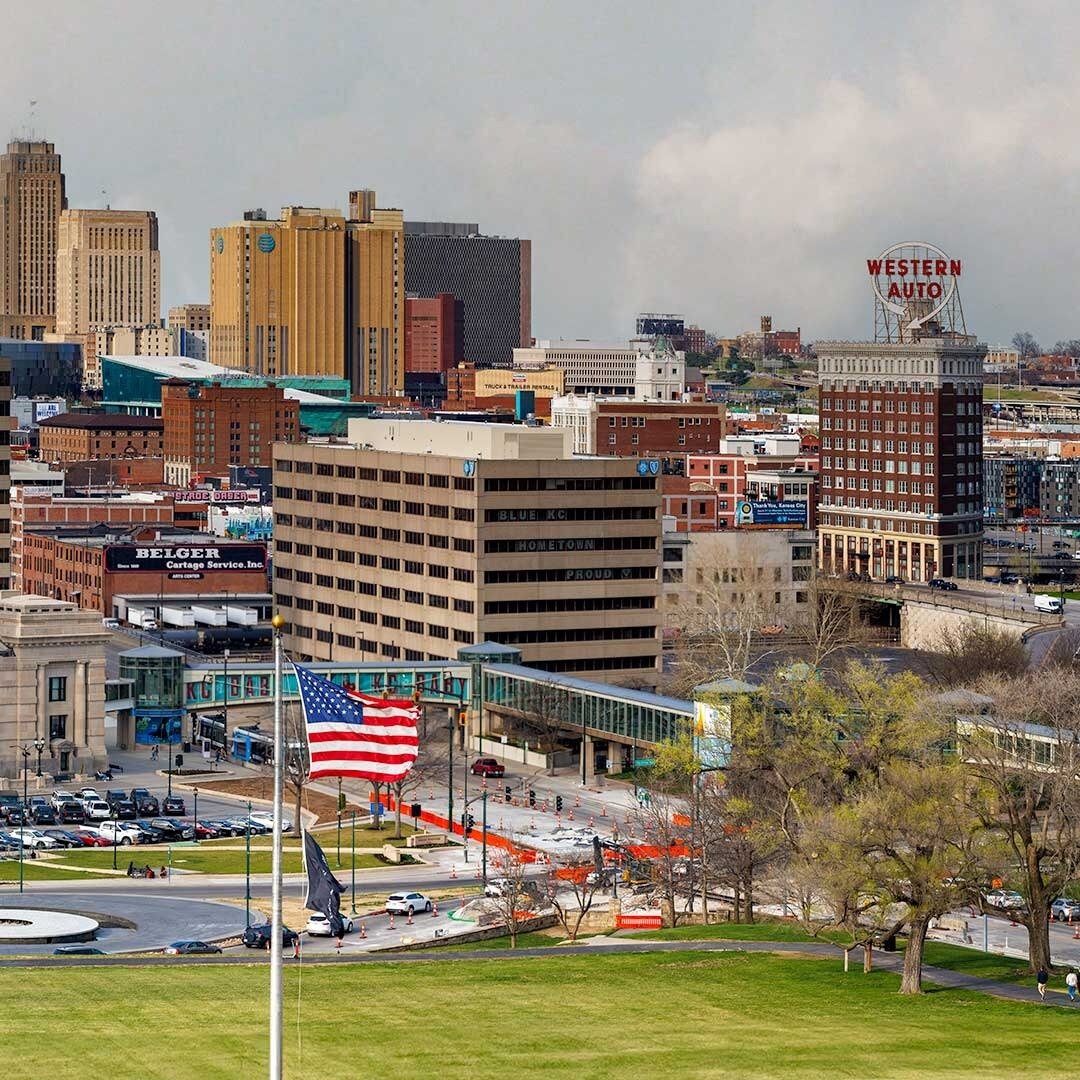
left=0, top=140, right=67, bottom=337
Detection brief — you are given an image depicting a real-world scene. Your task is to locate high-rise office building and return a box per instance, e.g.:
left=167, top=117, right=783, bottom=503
left=272, top=418, right=662, bottom=681
left=817, top=336, right=985, bottom=581
left=0, top=140, right=67, bottom=339
left=0, top=356, right=12, bottom=587
left=168, top=303, right=210, bottom=332
left=211, top=194, right=404, bottom=397
left=404, top=221, right=530, bottom=368
left=404, top=293, right=460, bottom=374
left=345, top=190, right=404, bottom=397
left=210, top=207, right=346, bottom=379
left=55, top=209, right=160, bottom=334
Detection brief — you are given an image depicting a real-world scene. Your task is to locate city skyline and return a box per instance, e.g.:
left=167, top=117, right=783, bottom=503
left=3, top=2, right=1077, bottom=349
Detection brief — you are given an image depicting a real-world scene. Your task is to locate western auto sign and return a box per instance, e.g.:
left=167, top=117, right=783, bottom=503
left=867, top=242, right=960, bottom=331
left=105, top=543, right=268, bottom=573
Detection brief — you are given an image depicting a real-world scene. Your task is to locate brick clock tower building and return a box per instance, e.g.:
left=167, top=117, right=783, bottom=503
left=817, top=244, right=986, bottom=582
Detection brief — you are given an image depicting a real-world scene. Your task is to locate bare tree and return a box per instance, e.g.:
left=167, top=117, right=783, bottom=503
left=391, top=740, right=448, bottom=839
left=282, top=699, right=308, bottom=836
left=925, top=621, right=1029, bottom=687
left=485, top=843, right=543, bottom=947
left=963, top=672, right=1080, bottom=973
left=545, top=850, right=603, bottom=941
left=1011, top=331, right=1041, bottom=361
left=505, top=679, right=574, bottom=776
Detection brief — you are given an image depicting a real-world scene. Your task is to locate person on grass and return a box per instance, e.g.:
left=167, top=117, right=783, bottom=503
left=1037, top=968, right=1049, bottom=1001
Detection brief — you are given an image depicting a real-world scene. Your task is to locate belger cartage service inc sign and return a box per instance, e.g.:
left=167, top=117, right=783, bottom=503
left=105, top=544, right=268, bottom=573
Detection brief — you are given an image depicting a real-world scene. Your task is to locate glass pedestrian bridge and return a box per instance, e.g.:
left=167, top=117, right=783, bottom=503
left=175, top=649, right=696, bottom=750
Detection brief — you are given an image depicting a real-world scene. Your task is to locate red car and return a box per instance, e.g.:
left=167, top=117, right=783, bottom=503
left=470, top=758, right=505, bottom=778
left=75, top=829, right=111, bottom=847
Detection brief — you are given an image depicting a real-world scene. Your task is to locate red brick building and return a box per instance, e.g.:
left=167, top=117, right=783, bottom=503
left=12, top=493, right=177, bottom=589
left=404, top=294, right=460, bottom=374
left=21, top=524, right=269, bottom=614
left=161, top=380, right=300, bottom=487
left=552, top=397, right=727, bottom=455
left=817, top=338, right=985, bottom=581
left=38, top=413, right=163, bottom=464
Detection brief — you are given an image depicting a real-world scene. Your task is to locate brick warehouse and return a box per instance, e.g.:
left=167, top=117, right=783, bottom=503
left=21, top=524, right=268, bottom=614
left=38, top=412, right=163, bottom=464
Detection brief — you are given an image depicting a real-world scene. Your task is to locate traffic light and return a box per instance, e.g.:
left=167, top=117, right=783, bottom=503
left=555, top=795, right=563, bottom=813
left=528, top=788, right=536, bottom=807
left=467, top=814, right=476, bottom=830
left=458, top=709, right=467, bottom=727
left=410, top=802, right=422, bottom=819
left=175, top=754, right=184, bottom=768
left=505, top=785, right=512, bottom=803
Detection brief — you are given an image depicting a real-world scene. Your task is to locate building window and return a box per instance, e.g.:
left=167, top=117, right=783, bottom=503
left=49, top=714, right=66, bottom=740
left=48, top=676, right=67, bottom=702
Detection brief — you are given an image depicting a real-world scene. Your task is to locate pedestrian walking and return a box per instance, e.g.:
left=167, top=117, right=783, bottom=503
left=1067, top=970, right=1078, bottom=1002
left=150, top=744, right=159, bottom=761
left=1037, top=967, right=1049, bottom=1001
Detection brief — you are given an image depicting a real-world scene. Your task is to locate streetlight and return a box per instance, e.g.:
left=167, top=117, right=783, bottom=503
left=33, top=736, right=45, bottom=777
left=350, top=810, right=357, bottom=915
left=15, top=743, right=30, bottom=894
left=192, top=786, right=199, bottom=844
left=244, top=798, right=252, bottom=927
left=222, top=647, right=230, bottom=738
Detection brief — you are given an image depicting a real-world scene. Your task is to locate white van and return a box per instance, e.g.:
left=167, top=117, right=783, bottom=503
left=1034, top=594, right=1064, bottom=614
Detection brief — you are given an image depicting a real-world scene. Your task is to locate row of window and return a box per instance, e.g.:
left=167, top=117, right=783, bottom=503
left=822, top=417, right=940, bottom=433
left=277, top=460, right=474, bottom=491
left=822, top=457, right=937, bottom=474
left=483, top=596, right=656, bottom=615
left=822, top=397, right=936, bottom=414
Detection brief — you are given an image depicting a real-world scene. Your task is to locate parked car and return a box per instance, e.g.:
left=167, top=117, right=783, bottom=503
left=83, top=800, right=112, bottom=822
left=225, top=816, right=267, bottom=835
left=985, top=889, right=1025, bottom=910
left=162, top=795, right=186, bottom=816
left=73, top=828, right=112, bottom=847
left=77, top=788, right=103, bottom=806
left=470, top=758, right=505, bottom=778
left=0, top=792, right=22, bottom=818
left=928, top=578, right=959, bottom=591
left=58, top=803, right=86, bottom=825
left=241, top=923, right=298, bottom=949
left=51, top=790, right=78, bottom=811
left=129, top=789, right=160, bottom=816
left=54, top=945, right=105, bottom=955
left=305, top=913, right=355, bottom=936
left=3, top=806, right=27, bottom=826
left=248, top=811, right=293, bottom=832
left=884, top=575, right=905, bottom=585
left=1051, top=898, right=1080, bottom=921
left=132, top=821, right=167, bottom=844
left=165, top=941, right=222, bottom=956
left=42, top=829, right=88, bottom=848
left=386, top=891, right=433, bottom=915
left=149, top=818, right=194, bottom=841
left=110, top=798, right=137, bottom=820
left=29, top=804, right=57, bottom=826
left=95, top=820, right=143, bottom=845
left=203, top=819, right=244, bottom=837
left=194, top=821, right=221, bottom=840
left=8, top=828, right=59, bottom=850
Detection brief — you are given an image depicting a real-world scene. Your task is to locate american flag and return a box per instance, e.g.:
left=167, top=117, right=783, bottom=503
left=292, top=663, right=420, bottom=782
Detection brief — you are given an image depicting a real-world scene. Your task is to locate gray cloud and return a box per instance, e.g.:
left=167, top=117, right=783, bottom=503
left=3, top=1, right=1076, bottom=346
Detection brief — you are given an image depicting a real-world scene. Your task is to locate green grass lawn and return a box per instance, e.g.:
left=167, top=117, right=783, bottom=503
left=0, top=859, right=114, bottom=881
left=440, top=930, right=564, bottom=951
left=48, top=847, right=392, bottom=875
left=203, top=823, right=419, bottom=851
left=3, top=952, right=1077, bottom=1079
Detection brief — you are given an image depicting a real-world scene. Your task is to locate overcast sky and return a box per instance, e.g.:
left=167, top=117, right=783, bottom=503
left=7, top=1, right=1075, bottom=347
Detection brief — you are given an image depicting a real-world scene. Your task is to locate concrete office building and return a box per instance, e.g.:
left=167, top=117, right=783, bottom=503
left=0, top=357, right=12, bottom=588
left=404, top=221, right=530, bottom=368
left=55, top=209, right=161, bottom=334
left=273, top=419, right=662, bottom=682
left=0, top=593, right=108, bottom=780
left=168, top=304, right=210, bottom=332
left=817, top=337, right=985, bottom=581
left=513, top=339, right=685, bottom=399
left=0, top=140, right=67, bottom=339
left=551, top=395, right=726, bottom=455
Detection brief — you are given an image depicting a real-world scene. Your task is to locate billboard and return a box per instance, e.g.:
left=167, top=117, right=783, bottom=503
left=734, top=499, right=808, bottom=527
left=636, top=315, right=685, bottom=338
left=105, top=543, right=268, bottom=574
left=171, top=488, right=260, bottom=505
left=693, top=700, right=730, bottom=770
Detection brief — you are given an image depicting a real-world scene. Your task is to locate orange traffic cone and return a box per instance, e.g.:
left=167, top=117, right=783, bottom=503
left=589, top=816, right=595, bottom=828
left=389, top=913, right=396, bottom=929
left=360, top=923, right=367, bottom=939
left=600, top=805, right=607, bottom=817
left=432, top=901, right=438, bottom=918
left=407, top=910, right=414, bottom=926
left=568, top=809, right=575, bottom=821
left=450, top=863, right=458, bottom=879
left=575, top=794, right=581, bottom=808
left=1073, top=924, right=1078, bottom=940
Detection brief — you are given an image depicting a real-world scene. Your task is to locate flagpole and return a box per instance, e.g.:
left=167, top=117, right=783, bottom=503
left=269, top=614, right=285, bottom=1080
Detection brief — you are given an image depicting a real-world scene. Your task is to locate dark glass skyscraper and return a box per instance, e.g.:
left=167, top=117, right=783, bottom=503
left=404, top=222, right=530, bottom=369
